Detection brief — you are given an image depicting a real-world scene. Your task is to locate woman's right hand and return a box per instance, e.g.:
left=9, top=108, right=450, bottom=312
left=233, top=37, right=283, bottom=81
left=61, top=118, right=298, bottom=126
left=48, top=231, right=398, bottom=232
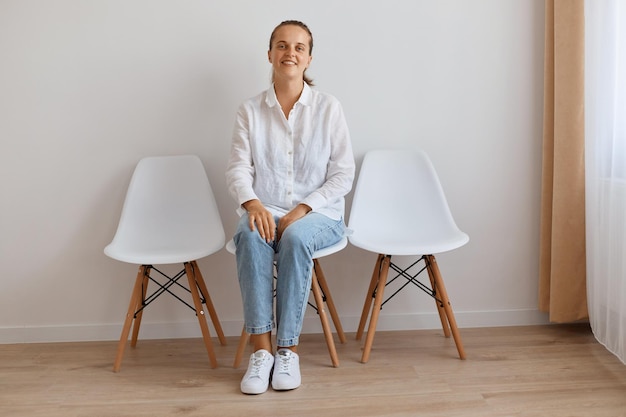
left=242, top=199, right=276, bottom=243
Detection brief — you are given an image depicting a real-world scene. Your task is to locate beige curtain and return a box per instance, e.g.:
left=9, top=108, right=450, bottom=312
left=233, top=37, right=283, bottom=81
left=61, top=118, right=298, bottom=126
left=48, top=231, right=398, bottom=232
left=539, top=0, right=587, bottom=323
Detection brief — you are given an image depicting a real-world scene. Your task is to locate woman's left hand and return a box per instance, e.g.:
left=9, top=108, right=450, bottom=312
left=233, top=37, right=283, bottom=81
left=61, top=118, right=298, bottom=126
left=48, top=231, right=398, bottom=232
left=277, top=204, right=311, bottom=240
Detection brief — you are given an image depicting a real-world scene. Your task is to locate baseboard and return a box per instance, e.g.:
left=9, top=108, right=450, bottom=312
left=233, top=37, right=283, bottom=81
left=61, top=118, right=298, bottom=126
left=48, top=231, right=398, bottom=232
left=0, top=309, right=549, bottom=344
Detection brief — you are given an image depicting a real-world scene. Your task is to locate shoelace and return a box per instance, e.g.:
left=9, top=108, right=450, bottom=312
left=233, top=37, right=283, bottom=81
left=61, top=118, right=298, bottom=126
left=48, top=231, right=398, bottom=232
left=248, top=353, right=270, bottom=378
left=275, top=351, right=293, bottom=374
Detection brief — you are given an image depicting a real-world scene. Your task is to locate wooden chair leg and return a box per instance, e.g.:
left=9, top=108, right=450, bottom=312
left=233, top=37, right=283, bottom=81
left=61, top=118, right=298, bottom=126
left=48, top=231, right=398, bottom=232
left=313, top=259, right=346, bottom=344
left=361, top=255, right=391, bottom=364
left=356, top=254, right=385, bottom=341
left=425, top=258, right=451, bottom=337
left=426, top=255, right=466, bottom=360
left=113, top=265, right=146, bottom=372
left=233, top=327, right=249, bottom=368
left=191, top=260, right=226, bottom=346
left=131, top=266, right=150, bottom=347
left=184, top=262, right=218, bottom=368
left=311, top=269, right=339, bottom=367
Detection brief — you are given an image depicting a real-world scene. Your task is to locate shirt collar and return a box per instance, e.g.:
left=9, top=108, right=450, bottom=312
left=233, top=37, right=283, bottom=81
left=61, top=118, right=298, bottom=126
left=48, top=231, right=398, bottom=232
left=265, top=83, right=312, bottom=108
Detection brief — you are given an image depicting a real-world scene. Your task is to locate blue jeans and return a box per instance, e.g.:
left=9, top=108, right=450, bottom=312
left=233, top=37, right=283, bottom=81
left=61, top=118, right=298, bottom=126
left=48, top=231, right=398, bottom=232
left=233, top=212, right=345, bottom=347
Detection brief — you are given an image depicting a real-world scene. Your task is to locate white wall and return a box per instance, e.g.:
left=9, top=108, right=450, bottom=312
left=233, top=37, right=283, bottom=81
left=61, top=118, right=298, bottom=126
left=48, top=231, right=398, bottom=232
left=0, top=0, right=547, bottom=343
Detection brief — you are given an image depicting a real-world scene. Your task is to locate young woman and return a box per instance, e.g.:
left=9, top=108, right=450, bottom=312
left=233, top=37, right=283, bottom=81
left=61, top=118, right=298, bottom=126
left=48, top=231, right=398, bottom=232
left=226, top=20, right=355, bottom=395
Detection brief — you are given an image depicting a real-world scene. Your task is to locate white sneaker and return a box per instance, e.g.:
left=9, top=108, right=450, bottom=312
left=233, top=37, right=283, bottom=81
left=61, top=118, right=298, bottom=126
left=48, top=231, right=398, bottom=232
left=240, top=349, right=274, bottom=394
left=271, top=349, right=301, bottom=391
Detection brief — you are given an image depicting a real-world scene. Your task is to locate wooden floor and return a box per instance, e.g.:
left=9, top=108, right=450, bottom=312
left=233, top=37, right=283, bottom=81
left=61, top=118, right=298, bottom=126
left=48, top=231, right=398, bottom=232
left=1, top=324, right=625, bottom=417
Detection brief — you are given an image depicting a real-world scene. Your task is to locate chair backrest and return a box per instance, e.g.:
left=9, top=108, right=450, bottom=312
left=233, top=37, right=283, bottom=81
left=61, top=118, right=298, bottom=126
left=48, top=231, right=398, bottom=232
left=104, top=155, right=225, bottom=264
left=348, top=149, right=469, bottom=256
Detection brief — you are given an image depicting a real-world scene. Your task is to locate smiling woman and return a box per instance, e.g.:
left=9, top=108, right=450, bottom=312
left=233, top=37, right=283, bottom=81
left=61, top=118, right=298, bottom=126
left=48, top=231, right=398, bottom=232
left=268, top=20, right=314, bottom=89
left=225, top=20, right=355, bottom=395
left=267, top=21, right=315, bottom=119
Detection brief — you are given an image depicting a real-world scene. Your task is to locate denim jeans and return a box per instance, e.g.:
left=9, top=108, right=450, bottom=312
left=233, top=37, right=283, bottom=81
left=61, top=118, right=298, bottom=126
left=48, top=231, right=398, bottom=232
left=233, top=212, right=345, bottom=347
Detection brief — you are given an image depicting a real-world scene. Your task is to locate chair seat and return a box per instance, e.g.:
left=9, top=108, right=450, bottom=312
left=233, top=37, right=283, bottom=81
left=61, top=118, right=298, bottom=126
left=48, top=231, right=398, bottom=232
left=349, top=230, right=468, bottom=256
left=225, top=236, right=348, bottom=258
left=105, top=240, right=224, bottom=265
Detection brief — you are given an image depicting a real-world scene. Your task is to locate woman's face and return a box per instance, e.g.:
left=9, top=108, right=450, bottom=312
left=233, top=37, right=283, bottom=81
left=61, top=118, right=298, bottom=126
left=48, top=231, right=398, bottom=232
left=268, top=25, right=312, bottom=83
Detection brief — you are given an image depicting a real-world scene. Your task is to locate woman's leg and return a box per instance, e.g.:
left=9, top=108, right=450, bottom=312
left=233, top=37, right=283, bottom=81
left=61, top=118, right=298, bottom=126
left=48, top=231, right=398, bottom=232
left=274, top=213, right=345, bottom=348
left=235, top=214, right=281, bottom=395
left=233, top=213, right=276, bottom=344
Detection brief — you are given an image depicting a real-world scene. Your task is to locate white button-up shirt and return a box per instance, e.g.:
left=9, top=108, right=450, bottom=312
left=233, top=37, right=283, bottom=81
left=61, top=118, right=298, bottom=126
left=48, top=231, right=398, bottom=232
left=226, top=84, right=355, bottom=220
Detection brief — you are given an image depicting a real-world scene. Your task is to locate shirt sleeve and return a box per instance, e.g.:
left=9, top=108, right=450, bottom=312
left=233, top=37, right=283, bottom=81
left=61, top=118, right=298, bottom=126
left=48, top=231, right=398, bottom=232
left=225, top=103, right=258, bottom=207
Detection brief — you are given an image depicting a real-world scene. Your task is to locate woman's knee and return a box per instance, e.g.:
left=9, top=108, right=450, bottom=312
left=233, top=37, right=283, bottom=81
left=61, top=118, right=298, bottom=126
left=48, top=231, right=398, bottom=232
left=279, top=227, right=312, bottom=257
left=234, top=215, right=261, bottom=244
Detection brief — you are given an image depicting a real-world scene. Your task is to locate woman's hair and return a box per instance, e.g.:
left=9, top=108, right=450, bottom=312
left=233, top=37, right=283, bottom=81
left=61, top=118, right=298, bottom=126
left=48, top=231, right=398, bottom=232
left=269, top=20, right=314, bottom=86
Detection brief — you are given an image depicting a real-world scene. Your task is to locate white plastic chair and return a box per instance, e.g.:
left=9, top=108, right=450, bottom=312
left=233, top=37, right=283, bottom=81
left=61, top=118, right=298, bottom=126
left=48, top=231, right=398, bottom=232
left=105, top=155, right=226, bottom=372
left=348, top=149, right=469, bottom=362
left=227, top=237, right=347, bottom=368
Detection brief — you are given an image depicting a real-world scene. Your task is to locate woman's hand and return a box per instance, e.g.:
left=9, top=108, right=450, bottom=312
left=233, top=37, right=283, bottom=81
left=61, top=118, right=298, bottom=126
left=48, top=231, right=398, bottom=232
left=277, top=204, right=311, bottom=240
left=243, top=199, right=276, bottom=243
